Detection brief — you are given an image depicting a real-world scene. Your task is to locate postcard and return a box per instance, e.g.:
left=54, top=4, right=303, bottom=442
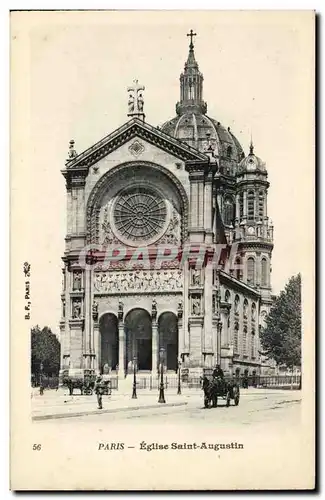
left=10, top=10, right=315, bottom=490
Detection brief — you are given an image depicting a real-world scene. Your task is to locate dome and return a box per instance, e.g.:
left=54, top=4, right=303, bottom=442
left=237, top=142, right=267, bottom=174
left=159, top=35, right=245, bottom=174
left=161, top=113, right=245, bottom=163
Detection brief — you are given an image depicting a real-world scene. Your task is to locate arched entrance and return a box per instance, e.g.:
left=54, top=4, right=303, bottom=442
left=99, top=313, right=118, bottom=372
left=158, top=312, right=178, bottom=372
left=124, top=309, right=152, bottom=372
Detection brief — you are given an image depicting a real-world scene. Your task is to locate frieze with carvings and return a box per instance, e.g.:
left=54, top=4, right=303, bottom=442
left=94, top=270, right=183, bottom=294
left=94, top=259, right=181, bottom=272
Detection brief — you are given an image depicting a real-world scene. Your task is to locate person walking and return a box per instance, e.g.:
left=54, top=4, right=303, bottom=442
left=95, top=375, right=105, bottom=409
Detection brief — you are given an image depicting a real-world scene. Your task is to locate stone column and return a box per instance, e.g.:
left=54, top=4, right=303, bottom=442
left=177, top=298, right=184, bottom=363
left=93, top=321, right=100, bottom=372
left=235, top=193, right=240, bottom=221
left=118, top=300, right=125, bottom=379
left=83, top=267, right=92, bottom=369
left=243, top=191, right=247, bottom=219
left=151, top=299, right=158, bottom=374
left=185, top=160, right=209, bottom=374
left=216, top=320, right=222, bottom=365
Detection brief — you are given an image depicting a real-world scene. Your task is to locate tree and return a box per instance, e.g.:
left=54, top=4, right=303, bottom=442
left=31, top=325, right=61, bottom=378
left=260, top=274, right=301, bottom=368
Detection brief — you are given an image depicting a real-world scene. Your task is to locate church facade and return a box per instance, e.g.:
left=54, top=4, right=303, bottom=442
left=60, top=33, right=274, bottom=380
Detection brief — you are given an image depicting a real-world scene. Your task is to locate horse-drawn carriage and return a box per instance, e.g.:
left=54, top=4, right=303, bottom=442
left=61, top=368, right=112, bottom=396
left=202, top=375, right=240, bottom=408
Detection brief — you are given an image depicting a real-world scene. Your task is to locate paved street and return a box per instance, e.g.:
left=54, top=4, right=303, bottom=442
left=33, top=389, right=301, bottom=431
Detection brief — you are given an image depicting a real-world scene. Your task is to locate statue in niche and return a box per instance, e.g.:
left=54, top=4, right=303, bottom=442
left=62, top=299, right=66, bottom=318
left=118, top=299, right=124, bottom=321
left=192, top=297, right=201, bottom=316
left=192, top=269, right=201, bottom=286
left=72, top=300, right=81, bottom=319
left=92, top=300, right=98, bottom=321
left=152, top=299, right=157, bottom=320
left=73, top=272, right=82, bottom=290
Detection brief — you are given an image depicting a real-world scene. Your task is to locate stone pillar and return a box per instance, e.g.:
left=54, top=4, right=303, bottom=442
left=177, top=299, right=184, bottom=362
left=118, top=300, right=125, bottom=379
left=203, top=262, right=213, bottom=354
left=243, top=190, right=247, bottom=218
left=235, top=193, right=240, bottom=221
left=69, top=319, right=84, bottom=369
left=151, top=299, right=158, bottom=374
left=93, top=321, right=100, bottom=372
left=216, top=320, right=222, bottom=365
left=83, top=267, right=92, bottom=369
left=185, top=159, right=209, bottom=374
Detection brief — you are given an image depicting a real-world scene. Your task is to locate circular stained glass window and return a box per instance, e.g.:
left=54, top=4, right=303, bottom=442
left=113, top=187, right=167, bottom=243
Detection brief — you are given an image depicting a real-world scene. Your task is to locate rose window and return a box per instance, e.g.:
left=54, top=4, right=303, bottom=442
left=113, top=187, right=167, bottom=243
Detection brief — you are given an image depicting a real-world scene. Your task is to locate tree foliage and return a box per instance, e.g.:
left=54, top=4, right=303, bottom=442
left=260, top=274, right=301, bottom=367
left=31, top=325, right=61, bottom=377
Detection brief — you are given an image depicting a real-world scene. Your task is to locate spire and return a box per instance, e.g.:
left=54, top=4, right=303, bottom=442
left=249, top=137, right=254, bottom=155
left=176, top=31, right=207, bottom=116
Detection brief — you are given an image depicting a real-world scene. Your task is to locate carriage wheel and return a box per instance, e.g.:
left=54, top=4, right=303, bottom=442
left=204, top=396, right=210, bottom=408
left=234, top=390, right=240, bottom=406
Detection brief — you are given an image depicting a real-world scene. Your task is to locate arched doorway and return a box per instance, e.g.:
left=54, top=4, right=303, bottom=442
left=99, top=313, right=118, bottom=372
left=158, top=312, right=178, bottom=372
left=124, top=309, right=152, bottom=372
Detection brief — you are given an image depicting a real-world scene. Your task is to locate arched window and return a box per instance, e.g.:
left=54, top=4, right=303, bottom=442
left=243, top=325, right=247, bottom=356
left=251, top=332, right=255, bottom=358
left=261, top=258, right=268, bottom=286
left=258, top=191, right=264, bottom=219
left=234, top=322, right=239, bottom=353
left=225, top=290, right=231, bottom=303
left=239, top=192, right=244, bottom=218
left=223, top=196, right=234, bottom=226
left=247, top=257, right=255, bottom=285
left=234, top=295, right=240, bottom=314
left=247, top=190, right=255, bottom=220
left=235, top=257, right=241, bottom=280
left=243, top=299, right=248, bottom=318
left=251, top=302, right=256, bottom=321
left=227, top=146, right=232, bottom=159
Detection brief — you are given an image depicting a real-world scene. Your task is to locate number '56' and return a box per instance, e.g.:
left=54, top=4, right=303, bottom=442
left=33, top=444, right=41, bottom=451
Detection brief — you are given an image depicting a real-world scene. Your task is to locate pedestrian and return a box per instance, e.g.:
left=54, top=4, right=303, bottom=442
left=95, top=375, right=104, bottom=409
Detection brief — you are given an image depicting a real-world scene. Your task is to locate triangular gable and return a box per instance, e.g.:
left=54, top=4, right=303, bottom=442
left=65, top=118, right=209, bottom=169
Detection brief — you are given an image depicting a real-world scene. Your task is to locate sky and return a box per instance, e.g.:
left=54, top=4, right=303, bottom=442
left=11, top=10, right=314, bottom=334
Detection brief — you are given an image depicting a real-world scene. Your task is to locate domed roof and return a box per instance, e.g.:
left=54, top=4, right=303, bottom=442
left=161, top=112, right=245, bottom=163
left=237, top=142, right=266, bottom=174
left=159, top=34, right=245, bottom=172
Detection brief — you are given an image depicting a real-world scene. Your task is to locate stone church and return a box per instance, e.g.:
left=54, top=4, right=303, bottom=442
left=60, top=32, right=274, bottom=380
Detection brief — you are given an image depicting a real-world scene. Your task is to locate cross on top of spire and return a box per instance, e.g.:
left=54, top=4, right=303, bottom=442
left=187, top=29, right=197, bottom=50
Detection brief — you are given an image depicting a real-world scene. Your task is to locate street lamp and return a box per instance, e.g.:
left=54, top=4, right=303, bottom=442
left=132, top=356, right=137, bottom=399
left=177, top=358, right=182, bottom=395
left=158, top=348, right=166, bottom=404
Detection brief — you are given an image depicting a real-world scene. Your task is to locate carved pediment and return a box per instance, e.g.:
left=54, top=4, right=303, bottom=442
left=64, top=118, right=208, bottom=171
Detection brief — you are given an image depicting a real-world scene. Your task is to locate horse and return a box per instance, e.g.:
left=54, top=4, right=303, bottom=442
left=201, top=375, right=240, bottom=408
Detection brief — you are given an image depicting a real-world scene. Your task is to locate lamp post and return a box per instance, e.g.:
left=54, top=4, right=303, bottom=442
left=132, top=356, right=137, bottom=399
left=158, top=348, right=166, bottom=404
left=177, top=359, right=182, bottom=395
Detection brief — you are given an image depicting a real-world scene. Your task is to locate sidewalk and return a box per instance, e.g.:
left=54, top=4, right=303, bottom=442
left=31, top=389, right=190, bottom=421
